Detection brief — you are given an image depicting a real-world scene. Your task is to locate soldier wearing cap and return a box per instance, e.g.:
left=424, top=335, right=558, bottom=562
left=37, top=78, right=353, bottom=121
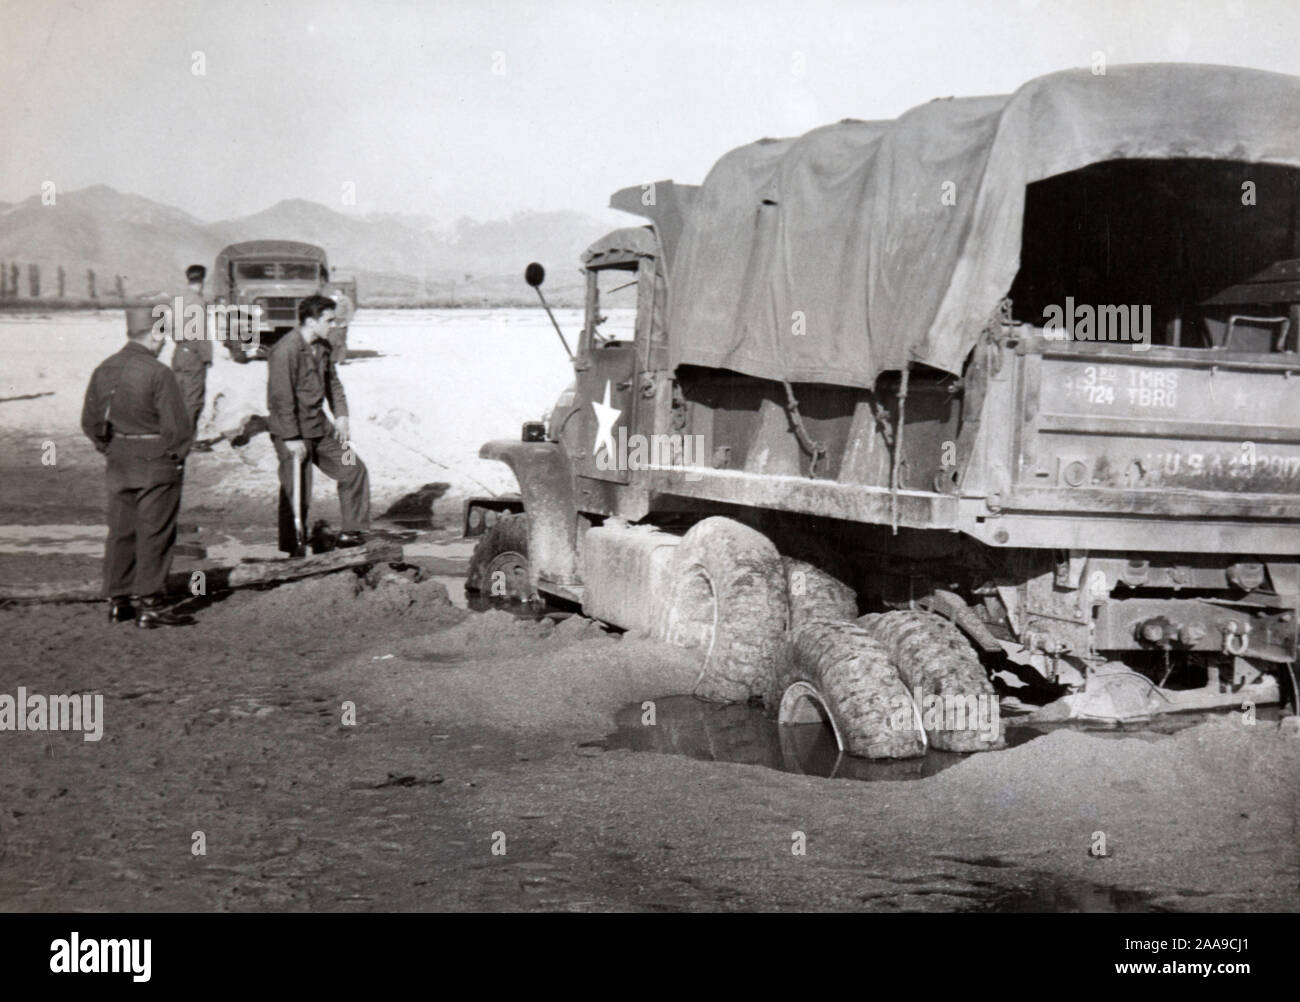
left=80, top=306, right=194, bottom=628
left=171, top=263, right=212, bottom=432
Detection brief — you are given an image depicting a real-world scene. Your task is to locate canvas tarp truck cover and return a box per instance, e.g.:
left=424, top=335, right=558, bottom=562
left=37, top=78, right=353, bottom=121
left=667, top=64, right=1300, bottom=389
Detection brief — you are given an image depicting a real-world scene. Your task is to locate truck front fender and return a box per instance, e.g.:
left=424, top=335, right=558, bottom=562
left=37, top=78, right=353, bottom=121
left=478, top=440, right=579, bottom=585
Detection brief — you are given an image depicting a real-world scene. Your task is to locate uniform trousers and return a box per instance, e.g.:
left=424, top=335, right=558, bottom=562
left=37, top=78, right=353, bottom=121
left=271, top=433, right=370, bottom=553
left=104, top=438, right=183, bottom=598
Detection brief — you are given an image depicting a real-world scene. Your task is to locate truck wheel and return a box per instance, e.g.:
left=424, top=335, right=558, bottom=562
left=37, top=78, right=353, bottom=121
left=862, top=610, right=1004, bottom=751
left=658, top=517, right=789, bottom=703
left=465, top=512, right=534, bottom=601
left=771, top=618, right=926, bottom=759
left=783, top=556, right=858, bottom=627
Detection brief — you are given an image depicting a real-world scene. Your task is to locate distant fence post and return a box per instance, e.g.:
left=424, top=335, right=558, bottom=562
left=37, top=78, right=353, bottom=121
left=0, top=260, right=6, bottom=299
left=114, top=274, right=125, bottom=300
left=9, top=263, right=17, bottom=299
left=57, top=265, right=66, bottom=299
left=28, top=263, right=40, bottom=298
left=87, top=268, right=97, bottom=299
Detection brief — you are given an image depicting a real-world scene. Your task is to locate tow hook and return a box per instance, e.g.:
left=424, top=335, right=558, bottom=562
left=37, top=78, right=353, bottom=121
left=1222, top=620, right=1251, bottom=656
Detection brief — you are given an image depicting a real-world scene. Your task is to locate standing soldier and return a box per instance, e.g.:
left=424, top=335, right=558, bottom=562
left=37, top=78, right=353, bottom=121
left=81, top=306, right=194, bottom=628
left=268, top=294, right=371, bottom=555
left=171, top=264, right=212, bottom=432
left=325, top=287, right=355, bottom=364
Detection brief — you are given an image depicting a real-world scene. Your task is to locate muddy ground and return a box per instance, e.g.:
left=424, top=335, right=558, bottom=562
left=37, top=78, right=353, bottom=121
left=2, top=556, right=1298, bottom=912
left=1, top=313, right=1298, bottom=912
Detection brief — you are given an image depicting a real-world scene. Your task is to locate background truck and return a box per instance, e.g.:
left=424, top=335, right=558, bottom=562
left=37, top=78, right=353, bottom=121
left=467, top=63, right=1300, bottom=758
left=211, top=239, right=357, bottom=360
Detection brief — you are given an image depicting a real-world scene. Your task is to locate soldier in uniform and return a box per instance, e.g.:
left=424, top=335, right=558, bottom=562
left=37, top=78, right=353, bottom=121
left=171, top=264, right=212, bottom=432
left=268, top=294, right=371, bottom=555
left=325, top=288, right=354, bottom=364
left=81, top=306, right=194, bottom=628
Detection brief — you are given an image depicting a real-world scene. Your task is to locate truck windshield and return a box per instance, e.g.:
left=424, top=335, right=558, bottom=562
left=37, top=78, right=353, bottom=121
left=235, top=262, right=320, bottom=281
left=588, top=266, right=638, bottom=343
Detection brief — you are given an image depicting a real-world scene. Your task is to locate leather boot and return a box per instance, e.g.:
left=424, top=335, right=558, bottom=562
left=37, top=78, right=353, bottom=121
left=135, top=596, right=193, bottom=629
left=107, top=596, right=135, bottom=624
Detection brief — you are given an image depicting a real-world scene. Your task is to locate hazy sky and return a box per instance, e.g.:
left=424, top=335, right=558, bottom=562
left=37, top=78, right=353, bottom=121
left=3, top=0, right=1299, bottom=225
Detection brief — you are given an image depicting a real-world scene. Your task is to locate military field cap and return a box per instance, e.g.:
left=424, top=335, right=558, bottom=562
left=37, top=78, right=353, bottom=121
left=125, top=305, right=159, bottom=337
left=186, top=264, right=207, bottom=282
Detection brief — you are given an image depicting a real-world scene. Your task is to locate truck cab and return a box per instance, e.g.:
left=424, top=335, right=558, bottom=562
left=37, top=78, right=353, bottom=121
left=212, top=240, right=357, bottom=359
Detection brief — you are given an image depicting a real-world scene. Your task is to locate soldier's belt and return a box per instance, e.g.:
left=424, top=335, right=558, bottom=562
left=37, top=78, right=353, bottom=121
left=115, top=433, right=162, bottom=439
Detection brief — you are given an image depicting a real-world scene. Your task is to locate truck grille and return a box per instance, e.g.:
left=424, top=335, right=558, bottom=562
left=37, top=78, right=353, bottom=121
left=254, top=297, right=299, bottom=325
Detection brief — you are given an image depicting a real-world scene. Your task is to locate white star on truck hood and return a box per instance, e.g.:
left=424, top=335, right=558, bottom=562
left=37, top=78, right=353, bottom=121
left=591, top=380, right=621, bottom=462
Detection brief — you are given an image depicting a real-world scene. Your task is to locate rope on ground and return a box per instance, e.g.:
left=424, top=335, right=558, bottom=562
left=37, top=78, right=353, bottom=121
left=386, top=434, right=503, bottom=497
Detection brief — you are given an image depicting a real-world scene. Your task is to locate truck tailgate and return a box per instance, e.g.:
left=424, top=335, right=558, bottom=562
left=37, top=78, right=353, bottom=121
left=1007, top=346, right=1300, bottom=517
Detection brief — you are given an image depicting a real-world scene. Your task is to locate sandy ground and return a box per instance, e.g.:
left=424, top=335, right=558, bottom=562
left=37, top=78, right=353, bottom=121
left=1, top=586, right=1297, bottom=912
left=1, top=309, right=1298, bottom=912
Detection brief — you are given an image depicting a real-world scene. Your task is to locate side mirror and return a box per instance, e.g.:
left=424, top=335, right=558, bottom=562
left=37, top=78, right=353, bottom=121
left=523, top=261, right=572, bottom=360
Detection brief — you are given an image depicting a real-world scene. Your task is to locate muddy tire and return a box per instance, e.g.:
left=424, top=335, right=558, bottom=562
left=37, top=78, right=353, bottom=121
left=659, top=517, right=789, bottom=703
left=861, top=610, right=1003, bottom=752
left=465, top=512, right=534, bottom=600
left=783, top=556, right=858, bottom=627
left=771, top=618, right=925, bottom=759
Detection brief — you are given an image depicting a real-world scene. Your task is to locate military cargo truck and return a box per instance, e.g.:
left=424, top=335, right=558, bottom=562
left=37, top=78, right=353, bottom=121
left=212, top=240, right=357, bottom=360
left=468, top=64, right=1300, bottom=756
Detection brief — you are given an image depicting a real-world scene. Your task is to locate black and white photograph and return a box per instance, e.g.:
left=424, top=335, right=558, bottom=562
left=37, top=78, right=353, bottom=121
left=0, top=0, right=1296, bottom=978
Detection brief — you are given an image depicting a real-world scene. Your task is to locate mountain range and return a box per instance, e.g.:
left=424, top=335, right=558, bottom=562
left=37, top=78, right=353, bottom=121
left=0, top=186, right=625, bottom=305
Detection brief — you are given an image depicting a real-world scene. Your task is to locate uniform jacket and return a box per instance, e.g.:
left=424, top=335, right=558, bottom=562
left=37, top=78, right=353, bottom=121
left=266, top=328, right=349, bottom=440
left=80, top=341, right=194, bottom=465
left=171, top=288, right=213, bottom=369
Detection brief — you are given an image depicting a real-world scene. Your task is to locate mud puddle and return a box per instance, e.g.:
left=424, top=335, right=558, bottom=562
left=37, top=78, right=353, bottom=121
left=594, top=696, right=1034, bottom=781
left=464, top=593, right=575, bottom=621
left=597, top=696, right=1279, bottom=784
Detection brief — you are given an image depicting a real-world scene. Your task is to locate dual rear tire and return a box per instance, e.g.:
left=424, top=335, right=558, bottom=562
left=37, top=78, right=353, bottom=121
left=655, top=519, right=999, bottom=755
left=467, top=511, right=999, bottom=756
left=658, top=517, right=790, bottom=703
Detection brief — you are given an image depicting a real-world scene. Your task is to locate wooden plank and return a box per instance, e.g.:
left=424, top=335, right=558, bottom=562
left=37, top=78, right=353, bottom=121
left=0, top=542, right=403, bottom=604
left=220, top=542, right=403, bottom=589
left=410, top=556, right=469, bottom=576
